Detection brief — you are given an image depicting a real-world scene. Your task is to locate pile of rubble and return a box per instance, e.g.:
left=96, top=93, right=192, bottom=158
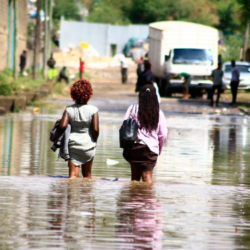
left=53, top=45, right=135, bottom=69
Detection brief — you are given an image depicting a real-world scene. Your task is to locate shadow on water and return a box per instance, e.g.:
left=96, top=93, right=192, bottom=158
left=0, top=110, right=249, bottom=249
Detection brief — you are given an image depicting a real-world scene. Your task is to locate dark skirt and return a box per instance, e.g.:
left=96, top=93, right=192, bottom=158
left=123, top=143, right=158, bottom=171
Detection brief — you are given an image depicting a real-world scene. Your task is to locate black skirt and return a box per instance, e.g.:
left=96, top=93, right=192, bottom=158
left=123, top=143, right=158, bottom=171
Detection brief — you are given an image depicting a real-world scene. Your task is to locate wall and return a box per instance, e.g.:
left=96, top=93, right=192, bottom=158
left=0, top=0, right=27, bottom=72
left=60, top=19, right=149, bottom=56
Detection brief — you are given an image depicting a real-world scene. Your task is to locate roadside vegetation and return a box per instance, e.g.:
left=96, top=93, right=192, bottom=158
left=54, top=0, right=240, bottom=28
left=0, top=69, right=45, bottom=96
left=0, top=67, right=91, bottom=97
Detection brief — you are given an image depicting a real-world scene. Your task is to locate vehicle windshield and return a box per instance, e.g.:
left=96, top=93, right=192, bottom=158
left=225, top=64, right=250, bottom=73
left=172, top=48, right=213, bottom=65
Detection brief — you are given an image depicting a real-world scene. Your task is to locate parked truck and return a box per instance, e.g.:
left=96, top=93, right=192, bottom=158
left=148, top=21, right=219, bottom=97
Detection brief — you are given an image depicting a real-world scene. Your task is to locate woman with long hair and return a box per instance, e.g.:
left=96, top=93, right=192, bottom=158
left=122, top=84, right=167, bottom=183
left=60, top=79, right=99, bottom=178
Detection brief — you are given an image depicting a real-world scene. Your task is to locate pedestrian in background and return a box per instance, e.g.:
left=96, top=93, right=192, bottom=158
left=59, top=79, right=99, bottom=179
left=230, top=60, right=240, bottom=105
left=57, top=67, right=69, bottom=84
left=178, top=72, right=191, bottom=99
left=122, top=84, right=167, bottom=183
left=47, top=53, right=56, bottom=69
left=120, top=57, right=128, bottom=84
left=135, top=60, right=154, bottom=93
left=79, top=58, right=85, bottom=80
left=47, top=53, right=57, bottom=80
left=210, top=63, right=223, bottom=107
left=136, top=56, right=144, bottom=77
left=20, top=50, right=27, bottom=75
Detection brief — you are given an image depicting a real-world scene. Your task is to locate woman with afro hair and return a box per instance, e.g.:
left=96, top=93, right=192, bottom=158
left=60, top=79, right=99, bottom=178
left=122, top=84, right=167, bottom=183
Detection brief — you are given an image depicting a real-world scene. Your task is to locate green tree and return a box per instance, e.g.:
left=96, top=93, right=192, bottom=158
left=86, top=0, right=220, bottom=26
left=175, top=0, right=219, bottom=26
left=53, top=0, right=81, bottom=21
left=219, top=35, right=243, bottom=62
left=86, top=0, right=130, bottom=24
left=215, top=0, right=240, bottom=33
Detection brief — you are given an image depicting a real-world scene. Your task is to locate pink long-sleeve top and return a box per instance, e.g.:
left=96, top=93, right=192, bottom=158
left=122, top=104, right=168, bottom=155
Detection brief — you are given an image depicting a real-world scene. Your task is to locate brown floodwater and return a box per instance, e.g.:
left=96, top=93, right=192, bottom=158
left=0, top=108, right=250, bottom=249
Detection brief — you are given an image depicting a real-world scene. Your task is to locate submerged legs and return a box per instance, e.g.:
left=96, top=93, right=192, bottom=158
left=130, top=164, right=154, bottom=183
left=68, top=161, right=80, bottom=178
left=68, top=158, right=93, bottom=179
left=81, top=158, right=94, bottom=179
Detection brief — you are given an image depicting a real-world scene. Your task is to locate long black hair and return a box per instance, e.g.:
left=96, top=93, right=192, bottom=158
left=138, top=84, right=159, bottom=133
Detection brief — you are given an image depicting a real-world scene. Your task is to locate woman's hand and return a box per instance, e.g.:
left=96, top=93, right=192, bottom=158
left=60, top=110, right=69, bottom=130
left=92, top=112, right=99, bottom=142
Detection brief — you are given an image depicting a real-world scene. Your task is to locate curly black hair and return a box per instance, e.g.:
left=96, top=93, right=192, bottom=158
left=138, top=84, right=159, bottom=133
left=70, top=79, right=93, bottom=104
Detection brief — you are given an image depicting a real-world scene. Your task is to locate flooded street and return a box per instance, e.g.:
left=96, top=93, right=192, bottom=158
left=0, top=107, right=250, bottom=249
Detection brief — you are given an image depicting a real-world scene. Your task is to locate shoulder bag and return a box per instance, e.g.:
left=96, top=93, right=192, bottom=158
left=119, top=104, right=139, bottom=149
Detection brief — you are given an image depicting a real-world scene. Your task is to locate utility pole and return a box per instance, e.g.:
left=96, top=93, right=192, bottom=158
left=13, top=0, right=18, bottom=79
left=243, top=18, right=249, bottom=61
left=48, top=0, right=53, bottom=58
left=33, top=0, right=41, bottom=80
left=43, top=0, right=48, bottom=79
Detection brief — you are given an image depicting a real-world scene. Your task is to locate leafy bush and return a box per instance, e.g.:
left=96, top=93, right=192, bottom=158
left=0, top=68, right=45, bottom=96
left=0, top=73, right=13, bottom=95
left=219, top=34, right=244, bottom=63
left=0, top=83, right=12, bottom=96
left=3, top=68, right=13, bottom=77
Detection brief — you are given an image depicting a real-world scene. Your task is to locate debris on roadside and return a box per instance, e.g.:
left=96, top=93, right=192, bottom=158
left=53, top=45, right=136, bottom=69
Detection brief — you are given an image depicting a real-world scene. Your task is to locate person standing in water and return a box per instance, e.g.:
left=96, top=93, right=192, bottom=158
left=60, top=79, right=99, bottom=178
left=122, top=84, right=167, bottom=183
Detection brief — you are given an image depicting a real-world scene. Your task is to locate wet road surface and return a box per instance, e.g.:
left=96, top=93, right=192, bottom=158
left=0, top=108, right=250, bottom=249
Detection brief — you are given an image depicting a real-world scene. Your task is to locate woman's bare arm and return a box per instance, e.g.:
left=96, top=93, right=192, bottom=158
left=92, top=112, right=99, bottom=142
left=60, top=110, right=69, bottom=130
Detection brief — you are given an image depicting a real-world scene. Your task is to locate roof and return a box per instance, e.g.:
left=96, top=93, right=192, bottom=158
left=149, top=21, right=217, bottom=32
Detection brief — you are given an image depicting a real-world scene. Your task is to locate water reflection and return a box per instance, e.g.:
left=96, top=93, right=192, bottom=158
left=210, top=116, right=250, bottom=187
left=116, top=183, right=162, bottom=249
left=0, top=110, right=250, bottom=249
left=63, top=180, right=96, bottom=249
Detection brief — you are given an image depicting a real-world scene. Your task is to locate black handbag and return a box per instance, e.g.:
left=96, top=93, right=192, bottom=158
left=119, top=104, right=139, bottom=149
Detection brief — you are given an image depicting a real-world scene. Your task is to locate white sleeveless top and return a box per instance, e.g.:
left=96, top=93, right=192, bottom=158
left=66, top=104, right=98, bottom=165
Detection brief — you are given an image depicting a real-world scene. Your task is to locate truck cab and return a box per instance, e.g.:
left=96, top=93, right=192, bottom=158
left=148, top=21, right=219, bottom=97
left=165, top=47, right=214, bottom=97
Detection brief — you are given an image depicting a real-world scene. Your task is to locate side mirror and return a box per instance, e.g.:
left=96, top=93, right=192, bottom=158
left=165, top=55, right=170, bottom=61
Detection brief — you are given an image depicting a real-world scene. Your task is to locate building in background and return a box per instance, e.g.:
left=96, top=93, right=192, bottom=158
left=0, top=0, right=27, bottom=72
